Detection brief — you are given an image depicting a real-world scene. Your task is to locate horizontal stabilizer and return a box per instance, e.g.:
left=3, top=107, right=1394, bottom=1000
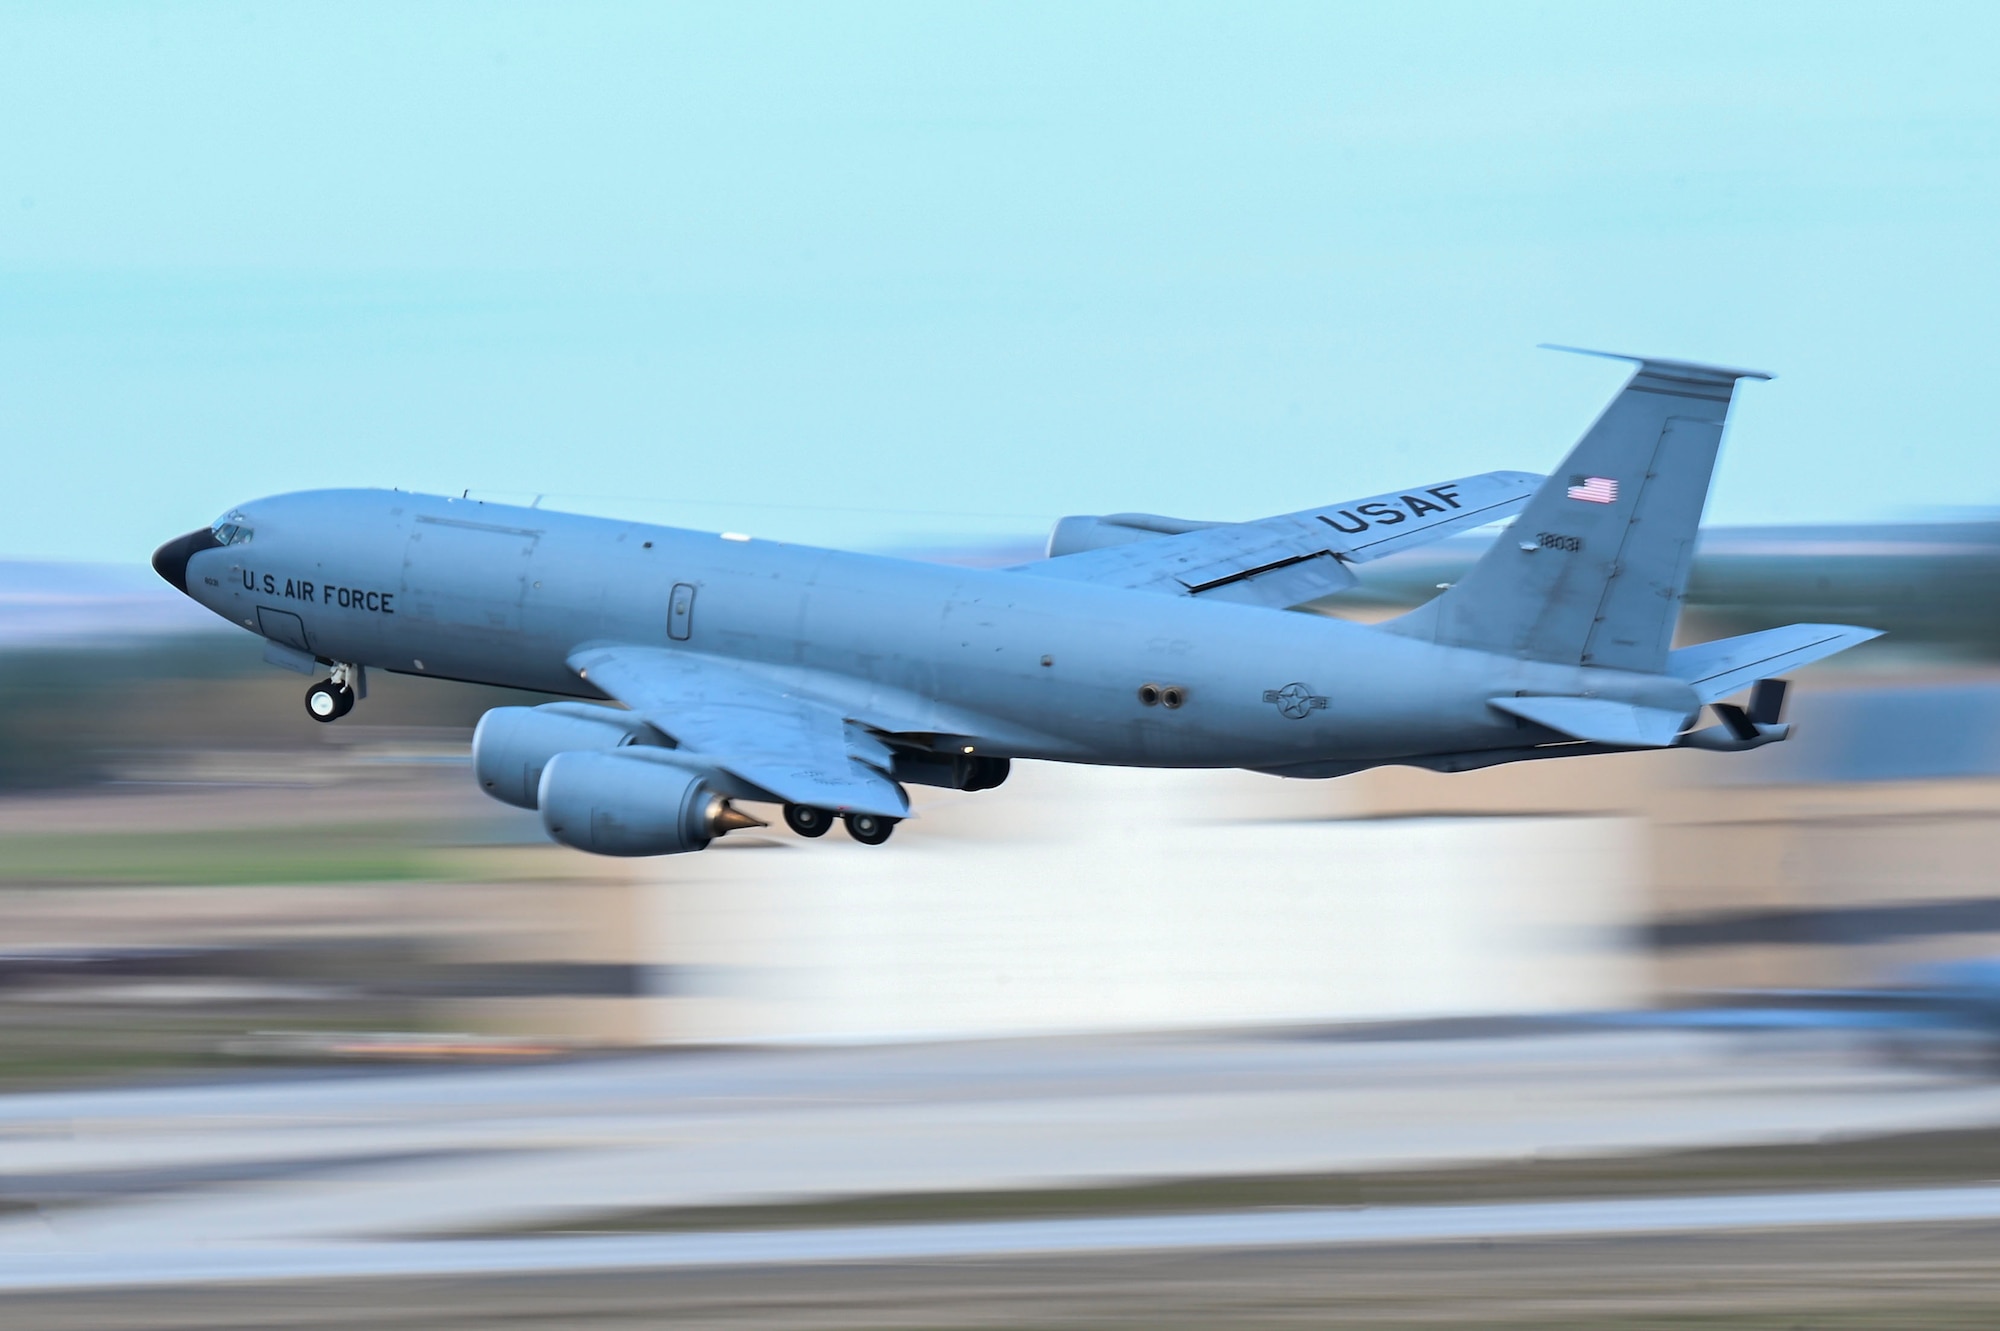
left=1487, top=695, right=1689, bottom=748
left=1668, top=624, right=1882, bottom=704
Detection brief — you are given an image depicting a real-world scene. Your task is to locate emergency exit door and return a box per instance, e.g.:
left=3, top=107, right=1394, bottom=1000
left=668, top=583, right=696, bottom=641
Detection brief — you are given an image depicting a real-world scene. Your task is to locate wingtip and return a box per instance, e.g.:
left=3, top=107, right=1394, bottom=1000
left=1798, top=622, right=1887, bottom=644
left=1538, top=343, right=1774, bottom=383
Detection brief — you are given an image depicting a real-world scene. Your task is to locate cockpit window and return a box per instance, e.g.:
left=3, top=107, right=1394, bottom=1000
left=210, top=515, right=254, bottom=546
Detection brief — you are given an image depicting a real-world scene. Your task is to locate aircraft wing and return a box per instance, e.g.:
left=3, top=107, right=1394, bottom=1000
left=566, top=644, right=910, bottom=817
left=1015, top=471, right=1541, bottom=609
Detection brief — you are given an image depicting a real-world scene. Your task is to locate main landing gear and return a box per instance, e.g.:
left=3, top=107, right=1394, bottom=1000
left=782, top=804, right=833, bottom=837
left=305, top=663, right=364, bottom=723
left=842, top=813, right=895, bottom=846
left=782, top=803, right=898, bottom=845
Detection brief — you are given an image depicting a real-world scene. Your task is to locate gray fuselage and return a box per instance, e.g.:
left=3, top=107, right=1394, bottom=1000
left=173, top=489, right=1696, bottom=771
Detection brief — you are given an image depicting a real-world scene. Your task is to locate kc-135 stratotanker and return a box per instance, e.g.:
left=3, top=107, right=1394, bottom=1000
left=152, top=349, right=1878, bottom=855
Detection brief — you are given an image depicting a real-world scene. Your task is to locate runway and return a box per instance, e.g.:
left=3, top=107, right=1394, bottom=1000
left=7, top=1025, right=2000, bottom=1296
left=9, top=1182, right=2000, bottom=1291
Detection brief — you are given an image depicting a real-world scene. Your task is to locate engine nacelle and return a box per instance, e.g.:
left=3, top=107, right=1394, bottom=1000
left=1045, top=512, right=1220, bottom=558
left=472, top=703, right=659, bottom=810
left=537, top=750, right=756, bottom=857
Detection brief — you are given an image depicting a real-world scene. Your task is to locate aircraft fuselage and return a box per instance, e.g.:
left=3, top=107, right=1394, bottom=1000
left=167, top=488, right=1696, bottom=772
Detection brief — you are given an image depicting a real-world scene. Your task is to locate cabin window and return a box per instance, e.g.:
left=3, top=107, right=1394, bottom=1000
left=210, top=517, right=254, bottom=546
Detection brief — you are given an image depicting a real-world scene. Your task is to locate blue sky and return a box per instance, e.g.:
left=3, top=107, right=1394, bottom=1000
left=5, top=2, right=1999, bottom=562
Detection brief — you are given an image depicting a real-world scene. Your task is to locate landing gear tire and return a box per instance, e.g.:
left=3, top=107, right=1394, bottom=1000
left=783, top=804, right=833, bottom=838
left=305, top=680, right=353, bottom=722
left=843, top=813, right=896, bottom=846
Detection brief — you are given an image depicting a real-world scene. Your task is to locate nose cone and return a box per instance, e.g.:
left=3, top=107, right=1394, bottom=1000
left=151, top=528, right=223, bottom=594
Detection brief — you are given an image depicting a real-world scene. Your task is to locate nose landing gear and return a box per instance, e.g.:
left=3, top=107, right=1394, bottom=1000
left=305, top=680, right=353, bottom=722
left=304, top=662, right=366, bottom=723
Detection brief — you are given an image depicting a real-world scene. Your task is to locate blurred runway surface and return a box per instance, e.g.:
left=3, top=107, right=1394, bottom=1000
left=9, top=1182, right=2000, bottom=1291
left=6, top=1027, right=2000, bottom=1273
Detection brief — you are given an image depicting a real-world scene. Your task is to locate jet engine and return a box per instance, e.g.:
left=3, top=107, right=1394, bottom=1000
left=472, top=703, right=660, bottom=809
left=537, top=750, right=762, bottom=857
left=1045, top=512, right=1220, bottom=558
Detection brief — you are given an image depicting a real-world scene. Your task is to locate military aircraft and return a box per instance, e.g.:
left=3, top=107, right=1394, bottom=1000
left=151, top=349, right=1879, bottom=857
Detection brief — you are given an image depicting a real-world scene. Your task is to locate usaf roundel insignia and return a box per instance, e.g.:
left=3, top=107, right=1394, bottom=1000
left=1262, top=682, right=1328, bottom=719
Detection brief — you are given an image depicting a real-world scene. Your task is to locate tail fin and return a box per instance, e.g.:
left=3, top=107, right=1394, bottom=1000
left=1385, top=348, right=1771, bottom=672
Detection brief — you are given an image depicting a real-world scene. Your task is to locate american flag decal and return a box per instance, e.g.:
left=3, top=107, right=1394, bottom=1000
left=1566, top=475, right=1618, bottom=504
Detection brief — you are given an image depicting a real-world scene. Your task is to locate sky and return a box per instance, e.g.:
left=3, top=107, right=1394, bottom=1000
left=5, top=2, right=2000, bottom=563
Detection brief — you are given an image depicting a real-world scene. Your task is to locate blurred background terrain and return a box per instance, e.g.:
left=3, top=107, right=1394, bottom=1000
left=11, top=522, right=2000, bottom=1076
left=15, top=549, right=2000, bottom=1325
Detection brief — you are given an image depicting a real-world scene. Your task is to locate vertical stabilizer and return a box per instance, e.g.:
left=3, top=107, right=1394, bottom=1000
left=1385, top=349, right=1770, bottom=672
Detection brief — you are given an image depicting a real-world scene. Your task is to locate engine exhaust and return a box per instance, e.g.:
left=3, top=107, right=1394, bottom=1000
left=704, top=798, right=768, bottom=836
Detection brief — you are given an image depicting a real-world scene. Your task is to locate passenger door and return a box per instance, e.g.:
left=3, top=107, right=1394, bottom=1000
left=668, top=582, right=696, bottom=641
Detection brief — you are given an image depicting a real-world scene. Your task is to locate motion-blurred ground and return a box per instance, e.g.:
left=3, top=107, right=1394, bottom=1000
left=10, top=523, right=2000, bottom=1324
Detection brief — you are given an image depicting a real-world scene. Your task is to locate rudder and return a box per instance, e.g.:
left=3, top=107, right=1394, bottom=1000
left=1385, top=348, right=1770, bottom=672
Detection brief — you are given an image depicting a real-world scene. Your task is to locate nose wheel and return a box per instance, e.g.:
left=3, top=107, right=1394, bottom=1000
left=843, top=813, right=896, bottom=846
left=305, top=662, right=366, bottom=722
left=305, top=680, right=354, bottom=722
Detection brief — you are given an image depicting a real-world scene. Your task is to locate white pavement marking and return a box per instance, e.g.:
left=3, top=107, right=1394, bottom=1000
left=9, top=1185, right=2000, bottom=1291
